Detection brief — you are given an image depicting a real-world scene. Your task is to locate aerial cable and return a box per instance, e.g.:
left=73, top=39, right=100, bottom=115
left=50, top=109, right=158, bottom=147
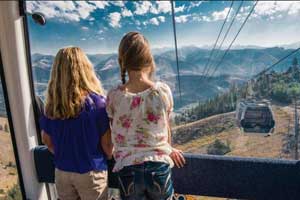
left=254, top=46, right=300, bottom=79
left=171, top=0, right=182, bottom=101
left=201, top=1, right=234, bottom=80
left=208, top=0, right=258, bottom=79
left=204, top=0, right=244, bottom=78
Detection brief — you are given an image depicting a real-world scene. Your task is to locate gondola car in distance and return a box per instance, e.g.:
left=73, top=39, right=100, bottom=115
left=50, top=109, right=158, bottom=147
left=236, top=99, right=275, bottom=134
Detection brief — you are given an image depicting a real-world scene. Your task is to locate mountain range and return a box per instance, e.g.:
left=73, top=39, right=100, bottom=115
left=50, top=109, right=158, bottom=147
left=0, top=45, right=299, bottom=116
left=31, top=46, right=300, bottom=111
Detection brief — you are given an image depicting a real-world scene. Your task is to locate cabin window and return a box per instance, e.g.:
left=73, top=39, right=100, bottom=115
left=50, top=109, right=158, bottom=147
left=0, top=59, right=24, bottom=199
left=25, top=0, right=300, bottom=163
left=171, top=0, right=300, bottom=161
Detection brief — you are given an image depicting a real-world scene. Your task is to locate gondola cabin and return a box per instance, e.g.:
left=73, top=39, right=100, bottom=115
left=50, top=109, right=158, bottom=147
left=0, top=1, right=300, bottom=199
left=236, top=99, right=275, bottom=134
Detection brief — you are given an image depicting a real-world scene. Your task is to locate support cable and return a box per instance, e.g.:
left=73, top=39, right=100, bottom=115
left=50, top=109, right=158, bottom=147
left=171, top=0, right=182, bottom=101
left=208, top=1, right=258, bottom=79
left=200, top=1, right=234, bottom=79
left=204, top=0, right=245, bottom=78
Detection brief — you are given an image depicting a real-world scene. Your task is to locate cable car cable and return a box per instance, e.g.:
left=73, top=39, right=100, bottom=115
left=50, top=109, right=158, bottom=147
left=253, top=46, right=300, bottom=79
left=200, top=1, right=234, bottom=80
left=203, top=0, right=244, bottom=78
left=207, top=1, right=258, bottom=79
left=171, top=0, right=182, bottom=101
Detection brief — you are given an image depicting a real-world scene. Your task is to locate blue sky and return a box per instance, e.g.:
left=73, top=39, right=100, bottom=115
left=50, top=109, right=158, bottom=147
left=26, top=1, right=300, bottom=55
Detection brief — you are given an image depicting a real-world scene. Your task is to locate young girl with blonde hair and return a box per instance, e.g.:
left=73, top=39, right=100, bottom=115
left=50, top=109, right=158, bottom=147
left=107, top=32, right=185, bottom=200
left=40, top=47, right=112, bottom=200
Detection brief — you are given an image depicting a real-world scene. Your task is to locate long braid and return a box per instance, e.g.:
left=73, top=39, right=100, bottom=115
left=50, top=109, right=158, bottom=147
left=121, top=68, right=126, bottom=84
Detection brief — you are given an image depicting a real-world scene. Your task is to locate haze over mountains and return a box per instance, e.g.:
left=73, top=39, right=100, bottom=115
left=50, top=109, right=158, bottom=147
left=31, top=45, right=300, bottom=111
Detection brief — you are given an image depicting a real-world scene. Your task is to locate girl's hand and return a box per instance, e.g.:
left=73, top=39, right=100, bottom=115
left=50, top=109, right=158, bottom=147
left=170, top=148, right=185, bottom=168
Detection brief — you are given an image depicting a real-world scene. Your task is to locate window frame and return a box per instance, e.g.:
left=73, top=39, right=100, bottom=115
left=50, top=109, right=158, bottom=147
left=19, top=0, right=43, bottom=145
left=0, top=50, right=26, bottom=199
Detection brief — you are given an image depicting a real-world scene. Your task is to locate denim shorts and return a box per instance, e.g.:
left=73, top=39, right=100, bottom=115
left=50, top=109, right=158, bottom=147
left=117, top=161, right=174, bottom=200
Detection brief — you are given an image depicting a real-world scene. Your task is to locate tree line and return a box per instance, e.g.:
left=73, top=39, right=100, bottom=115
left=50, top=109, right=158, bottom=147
left=175, top=57, right=300, bottom=125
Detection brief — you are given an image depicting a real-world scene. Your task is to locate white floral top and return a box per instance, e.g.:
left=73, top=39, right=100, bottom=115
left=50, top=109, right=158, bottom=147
left=106, top=81, right=174, bottom=172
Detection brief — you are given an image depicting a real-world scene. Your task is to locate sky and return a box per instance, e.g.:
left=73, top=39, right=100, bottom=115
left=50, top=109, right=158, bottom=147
left=26, top=1, right=300, bottom=55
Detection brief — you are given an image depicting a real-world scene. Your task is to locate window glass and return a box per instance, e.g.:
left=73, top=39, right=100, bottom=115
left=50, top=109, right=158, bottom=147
left=25, top=1, right=300, bottom=199
left=173, top=0, right=300, bottom=161
left=26, top=0, right=175, bottom=99
left=0, top=82, right=22, bottom=199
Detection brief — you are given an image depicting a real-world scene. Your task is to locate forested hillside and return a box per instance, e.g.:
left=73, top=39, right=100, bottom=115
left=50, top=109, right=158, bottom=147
left=175, top=58, right=300, bottom=125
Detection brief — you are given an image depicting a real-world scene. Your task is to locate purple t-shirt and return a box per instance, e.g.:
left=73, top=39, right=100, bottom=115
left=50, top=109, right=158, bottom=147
left=39, top=93, right=109, bottom=173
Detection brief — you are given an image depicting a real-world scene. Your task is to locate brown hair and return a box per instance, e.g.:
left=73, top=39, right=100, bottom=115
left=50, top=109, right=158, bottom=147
left=118, top=32, right=155, bottom=84
left=45, top=47, right=104, bottom=119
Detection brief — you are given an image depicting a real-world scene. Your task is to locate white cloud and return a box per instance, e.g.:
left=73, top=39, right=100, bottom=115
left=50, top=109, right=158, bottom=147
left=246, top=1, right=300, bottom=20
left=88, top=1, right=109, bottom=9
left=74, top=1, right=97, bottom=19
left=211, top=7, right=232, bottom=21
left=149, top=17, right=160, bottom=26
left=175, top=14, right=191, bottom=23
left=121, top=8, right=133, bottom=17
left=26, top=1, right=108, bottom=22
left=135, top=20, right=141, bottom=26
left=175, top=4, right=186, bottom=13
left=158, top=16, right=165, bottom=23
left=81, top=38, right=87, bottom=41
left=134, top=1, right=171, bottom=15
left=134, top=1, right=153, bottom=15
left=89, top=17, right=95, bottom=21
left=108, top=12, right=121, bottom=28
left=187, top=1, right=202, bottom=11
left=143, top=16, right=166, bottom=27
left=110, top=1, right=125, bottom=7
left=81, top=26, right=89, bottom=31
left=156, top=1, right=171, bottom=14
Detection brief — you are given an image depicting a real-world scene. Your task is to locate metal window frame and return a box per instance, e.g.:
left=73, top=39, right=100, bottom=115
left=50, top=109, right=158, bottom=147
left=0, top=51, right=26, bottom=199
left=18, top=0, right=43, bottom=145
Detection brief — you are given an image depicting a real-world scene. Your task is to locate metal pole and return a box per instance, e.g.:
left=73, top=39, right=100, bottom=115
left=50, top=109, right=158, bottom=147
left=295, top=100, right=299, bottom=159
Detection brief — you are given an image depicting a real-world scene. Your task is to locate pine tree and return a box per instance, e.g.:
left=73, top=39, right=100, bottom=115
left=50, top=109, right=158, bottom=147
left=293, top=57, right=298, bottom=67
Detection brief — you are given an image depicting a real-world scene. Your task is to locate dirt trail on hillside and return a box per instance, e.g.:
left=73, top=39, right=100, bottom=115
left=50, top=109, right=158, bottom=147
left=173, top=105, right=295, bottom=160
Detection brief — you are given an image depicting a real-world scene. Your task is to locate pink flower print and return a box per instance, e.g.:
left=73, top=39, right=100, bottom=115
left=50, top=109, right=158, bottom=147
left=154, top=149, right=165, bottom=156
left=114, top=151, right=123, bottom=159
left=114, top=151, right=131, bottom=159
left=136, top=132, right=144, bottom=141
left=134, top=143, right=150, bottom=148
left=115, top=133, right=125, bottom=144
left=122, top=119, right=131, bottom=129
left=119, top=115, right=132, bottom=129
left=130, top=96, right=142, bottom=109
left=147, top=112, right=160, bottom=123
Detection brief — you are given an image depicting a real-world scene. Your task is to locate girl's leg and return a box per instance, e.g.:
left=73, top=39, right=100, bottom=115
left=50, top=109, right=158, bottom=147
left=55, top=169, right=80, bottom=200
left=145, top=162, right=174, bottom=200
left=73, top=170, right=108, bottom=200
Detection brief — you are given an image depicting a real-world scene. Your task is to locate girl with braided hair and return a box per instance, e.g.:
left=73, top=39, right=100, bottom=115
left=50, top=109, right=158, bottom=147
left=106, top=32, right=185, bottom=200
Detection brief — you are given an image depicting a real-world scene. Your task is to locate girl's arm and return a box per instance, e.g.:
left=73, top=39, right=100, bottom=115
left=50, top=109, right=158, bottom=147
left=41, top=131, right=54, bottom=154
left=101, top=128, right=113, bottom=159
left=167, top=113, right=186, bottom=168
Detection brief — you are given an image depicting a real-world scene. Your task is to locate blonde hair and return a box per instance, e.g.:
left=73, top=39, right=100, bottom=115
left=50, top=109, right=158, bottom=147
left=118, top=32, right=155, bottom=84
left=45, top=47, right=104, bottom=119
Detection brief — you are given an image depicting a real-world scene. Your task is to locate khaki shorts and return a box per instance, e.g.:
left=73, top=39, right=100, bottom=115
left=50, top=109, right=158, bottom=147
left=55, top=168, right=108, bottom=200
